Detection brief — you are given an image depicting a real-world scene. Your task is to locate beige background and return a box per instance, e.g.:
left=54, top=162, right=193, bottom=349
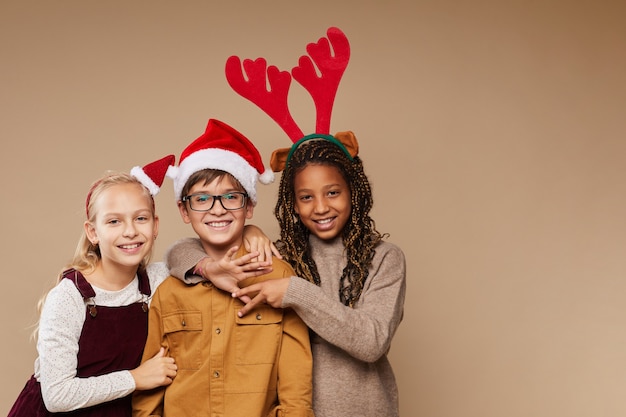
left=1, top=0, right=625, bottom=416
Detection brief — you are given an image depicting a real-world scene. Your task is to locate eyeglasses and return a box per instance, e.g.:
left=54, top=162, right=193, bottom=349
left=182, top=192, right=248, bottom=211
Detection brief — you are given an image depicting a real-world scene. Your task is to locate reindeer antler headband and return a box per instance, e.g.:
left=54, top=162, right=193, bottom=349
left=225, top=27, right=358, bottom=171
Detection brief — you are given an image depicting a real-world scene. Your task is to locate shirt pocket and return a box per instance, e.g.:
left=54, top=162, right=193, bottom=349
left=163, top=310, right=203, bottom=370
left=234, top=305, right=283, bottom=365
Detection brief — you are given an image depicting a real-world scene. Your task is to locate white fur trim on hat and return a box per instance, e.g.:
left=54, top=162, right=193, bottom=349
left=130, top=166, right=160, bottom=196
left=168, top=148, right=261, bottom=203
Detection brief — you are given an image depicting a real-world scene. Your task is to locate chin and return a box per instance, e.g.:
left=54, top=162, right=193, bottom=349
left=312, top=230, right=341, bottom=240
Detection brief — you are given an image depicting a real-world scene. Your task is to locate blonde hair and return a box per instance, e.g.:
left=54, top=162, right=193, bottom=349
left=31, top=172, right=156, bottom=340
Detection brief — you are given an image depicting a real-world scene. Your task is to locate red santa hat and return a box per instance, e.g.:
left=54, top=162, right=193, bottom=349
left=85, top=155, right=175, bottom=217
left=130, top=154, right=176, bottom=196
left=166, top=119, right=274, bottom=203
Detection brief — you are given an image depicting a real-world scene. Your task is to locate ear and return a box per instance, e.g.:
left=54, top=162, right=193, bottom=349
left=177, top=201, right=192, bottom=224
left=153, top=215, right=160, bottom=237
left=334, top=131, right=359, bottom=158
left=245, top=201, right=254, bottom=220
left=270, top=147, right=291, bottom=172
left=84, top=221, right=98, bottom=244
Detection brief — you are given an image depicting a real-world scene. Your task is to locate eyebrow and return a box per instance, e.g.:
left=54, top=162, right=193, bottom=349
left=190, top=189, right=243, bottom=195
left=101, top=208, right=152, bottom=217
left=296, top=183, right=343, bottom=191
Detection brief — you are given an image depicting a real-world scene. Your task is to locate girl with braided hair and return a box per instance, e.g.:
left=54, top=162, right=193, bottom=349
left=273, top=135, right=387, bottom=307
left=166, top=133, right=406, bottom=417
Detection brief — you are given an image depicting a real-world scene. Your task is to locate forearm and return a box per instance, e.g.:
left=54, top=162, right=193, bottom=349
left=165, top=237, right=207, bottom=283
left=41, top=369, right=134, bottom=412
left=283, top=248, right=406, bottom=363
left=38, top=326, right=134, bottom=411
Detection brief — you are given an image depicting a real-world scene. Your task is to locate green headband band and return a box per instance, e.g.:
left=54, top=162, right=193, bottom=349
left=286, top=134, right=355, bottom=165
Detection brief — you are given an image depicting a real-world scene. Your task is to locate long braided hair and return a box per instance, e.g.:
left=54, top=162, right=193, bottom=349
left=275, top=139, right=386, bottom=307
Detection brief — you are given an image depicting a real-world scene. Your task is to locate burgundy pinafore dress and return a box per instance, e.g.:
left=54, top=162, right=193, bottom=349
left=7, top=268, right=151, bottom=417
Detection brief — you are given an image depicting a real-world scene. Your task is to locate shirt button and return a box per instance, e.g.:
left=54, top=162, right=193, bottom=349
left=213, top=371, right=220, bottom=378
left=256, top=313, right=262, bottom=320
left=215, top=328, right=221, bottom=334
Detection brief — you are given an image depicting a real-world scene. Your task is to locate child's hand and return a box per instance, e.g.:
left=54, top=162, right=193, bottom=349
left=242, top=224, right=282, bottom=262
left=130, top=347, right=177, bottom=390
left=200, top=246, right=273, bottom=301
left=232, top=278, right=291, bottom=317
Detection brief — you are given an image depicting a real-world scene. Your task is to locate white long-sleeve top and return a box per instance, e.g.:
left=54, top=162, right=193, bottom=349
left=32, top=262, right=169, bottom=413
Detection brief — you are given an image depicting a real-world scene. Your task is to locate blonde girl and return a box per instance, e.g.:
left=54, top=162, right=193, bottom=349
left=8, top=172, right=177, bottom=417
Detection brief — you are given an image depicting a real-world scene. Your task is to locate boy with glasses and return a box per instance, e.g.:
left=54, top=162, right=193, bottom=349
left=132, top=119, right=314, bottom=417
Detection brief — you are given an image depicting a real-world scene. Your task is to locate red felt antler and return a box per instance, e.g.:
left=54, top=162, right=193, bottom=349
left=225, top=56, right=304, bottom=141
left=225, top=27, right=350, bottom=144
left=292, top=27, right=351, bottom=135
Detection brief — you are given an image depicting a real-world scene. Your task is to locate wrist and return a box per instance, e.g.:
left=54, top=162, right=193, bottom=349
left=193, top=257, right=210, bottom=277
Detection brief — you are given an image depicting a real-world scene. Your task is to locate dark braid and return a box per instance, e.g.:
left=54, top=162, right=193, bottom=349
left=274, top=139, right=385, bottom=307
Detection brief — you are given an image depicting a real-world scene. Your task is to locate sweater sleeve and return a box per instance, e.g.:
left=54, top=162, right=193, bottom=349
left=282, top=242, right=406, bottom=363
left=37, top=280, right=135, bottom=412
left=146, top=262, right=171, bottom=298
left=164, top=237, right=207, bottom=284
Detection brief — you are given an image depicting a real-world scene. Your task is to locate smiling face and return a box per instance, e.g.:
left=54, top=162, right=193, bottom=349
left=293, top=164, right=352, bottom=241
left=178, top=173, right=253, bottom=259
left=85, top=183, right=158, bottom=275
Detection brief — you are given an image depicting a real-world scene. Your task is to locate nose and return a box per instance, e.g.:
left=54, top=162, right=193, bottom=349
left=123, top=222, right=138, bottom=237
left=313, top=198, right=329, bottom=214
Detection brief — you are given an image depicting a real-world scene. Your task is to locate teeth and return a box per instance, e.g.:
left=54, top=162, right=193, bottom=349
left=120, top=244, right=140, bottom=249
left=209, top=221, right=230, bottom=227
left=316, top=218, right=333, bottom=224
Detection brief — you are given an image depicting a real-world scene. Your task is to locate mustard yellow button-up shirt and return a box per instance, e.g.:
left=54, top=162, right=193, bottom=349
left=132, top=252, right=314, bottom=417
